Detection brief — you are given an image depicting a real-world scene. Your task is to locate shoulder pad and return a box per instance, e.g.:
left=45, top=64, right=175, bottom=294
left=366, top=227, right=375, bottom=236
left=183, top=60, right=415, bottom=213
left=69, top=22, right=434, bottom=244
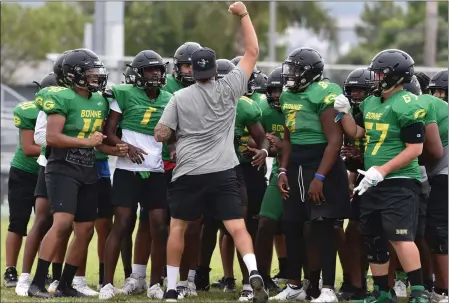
left=102, top=88, right=115, bottom=99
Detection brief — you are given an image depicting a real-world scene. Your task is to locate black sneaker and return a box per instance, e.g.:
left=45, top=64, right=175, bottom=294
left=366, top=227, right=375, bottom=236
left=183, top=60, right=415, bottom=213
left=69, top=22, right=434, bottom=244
left=45, top=273, right=53, bottom=286
left=223, top=277, right=236, bottom=293
left=264, top=276, right=282, bottom=294
left=4, top=266, right=18, bottom=288
left=337, top=284, right=368, bottom=301
left=249, top=270, right=268, bottom=303
left=54, top=285, right=86, bottom=297
left=164, top=289, right=178, bottom=302
left=211, top=276, right=225, bottom=289
left=194, top=266, right=211, bottom=291
left=28, top=283, right=51, bottom=298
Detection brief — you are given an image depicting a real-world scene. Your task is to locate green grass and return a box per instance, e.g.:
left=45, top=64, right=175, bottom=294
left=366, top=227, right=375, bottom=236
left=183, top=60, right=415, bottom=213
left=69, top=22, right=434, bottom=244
left=1, top=217, right=345, bottom=302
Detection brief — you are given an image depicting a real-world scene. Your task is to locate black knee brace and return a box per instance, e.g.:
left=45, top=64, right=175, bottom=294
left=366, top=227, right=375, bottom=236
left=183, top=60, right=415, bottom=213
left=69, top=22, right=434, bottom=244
left=363, top=235, right=390, bottom=264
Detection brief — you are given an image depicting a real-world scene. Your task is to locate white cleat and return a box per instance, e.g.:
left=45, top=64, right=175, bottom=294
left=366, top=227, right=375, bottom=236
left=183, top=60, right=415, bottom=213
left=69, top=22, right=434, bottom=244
left=121, top=273, right=147, bottom=295
left=147, top=283, right=165, bottom=300
left=239, top=289, right=254, bottom=301
left=393, top=280, right=407, bottom=298
left=73, top=277, right=99, bottom=296
left=311, top=288, right=339, bottom=303
left=269, top=284, right=307, bottom=301
left=99, top=283, right=123, bottom=300
left=15, top=276, right=30, bottom=297
left=431, top=291, right=448, bottom=303
left=188, top=281, right=197, bottom=297
left=47, top=280, right=59, bottom=294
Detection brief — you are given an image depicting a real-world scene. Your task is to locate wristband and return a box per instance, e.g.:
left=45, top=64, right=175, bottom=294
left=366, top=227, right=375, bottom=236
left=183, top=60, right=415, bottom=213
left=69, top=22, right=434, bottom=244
left=239, top=12, right=248, bottom=19
left=278, top=171, right=286, bottom=177
left=261, top=148, right=269, bottom=157
left=314, top=173, right=325, bottom=181
left=279, top=167, right=287, bottom=172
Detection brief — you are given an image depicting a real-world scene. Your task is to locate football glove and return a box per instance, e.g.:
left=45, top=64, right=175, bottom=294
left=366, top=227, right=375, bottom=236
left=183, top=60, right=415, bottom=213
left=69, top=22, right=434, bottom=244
left=353, top=167, right=385, bottom=196
left=334, top=94, right=351, bottom=114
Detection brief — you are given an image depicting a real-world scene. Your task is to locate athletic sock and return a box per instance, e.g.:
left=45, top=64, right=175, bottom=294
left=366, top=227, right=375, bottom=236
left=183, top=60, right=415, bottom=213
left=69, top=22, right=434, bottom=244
left=132, top=264, right=147, bottom=278
left=187, top=269, right=196, bottom=283
left=373, top=275, right=389, bottom=292
left=407, top=268, right=423, bottom=287
left=52, top=262, right=63, bottom=281
left=242, top=254, right=258, bottom=273
left=99, top=263, right=104, bottom=285
left=57, top=263, right=78, bottom=290
left=166, top=265, right=180, bottom=291
left=32, top=259, right=51, bottom=288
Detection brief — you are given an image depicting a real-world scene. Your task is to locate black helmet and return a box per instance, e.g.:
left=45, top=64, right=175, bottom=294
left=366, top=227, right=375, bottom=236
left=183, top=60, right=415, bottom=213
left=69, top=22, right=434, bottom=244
left=428, top=69, right=448, bottom=101
left=414, top=72, right=431, bottom=94
left=254, top=73, right=268, bottom=94
left=62, top=48, right=108, bottom=93
left=173, top=42, right=201, bottom=86
left=33, top=72, right=58, bottom=91
left=403, top=75, right=422, bottom=95
left=368, top=49, right=414, bottom=97
left=230, top=55, right=261, bottom=95
left=281, top=47, right=324, bottom=91
left=344, top=68, right=375, bottom=107
left=123, top=67, right=135, bottom=84
left=216, top=59, right=235, bottom=79
left=129, top=50, right=167, bottom=89
left=266, top=67, right=283, bottom=109
left=53, top=50, right=72, bottom=87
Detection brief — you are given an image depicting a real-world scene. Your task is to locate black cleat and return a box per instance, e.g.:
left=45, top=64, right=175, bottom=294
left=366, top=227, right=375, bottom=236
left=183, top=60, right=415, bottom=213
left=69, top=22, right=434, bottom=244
left=164, top=289, right=179, bottom=302
left=3, top=266, right=18, bottom=288
left=53, top=285, right=86, bottom=297
left=249, top=270, right=268, bottom=303
left=28, top=283, right=51, bottom=298
left=194, top=266, right=211, bottom=291
left=211, top=276, right=225, bottom=289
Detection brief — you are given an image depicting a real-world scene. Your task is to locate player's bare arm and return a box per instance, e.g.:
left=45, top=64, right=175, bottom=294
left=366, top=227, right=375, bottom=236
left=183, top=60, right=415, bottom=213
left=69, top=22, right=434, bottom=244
left=154, top=123, right=173, bottom=142
left=20, top=129, right=41, bottom=157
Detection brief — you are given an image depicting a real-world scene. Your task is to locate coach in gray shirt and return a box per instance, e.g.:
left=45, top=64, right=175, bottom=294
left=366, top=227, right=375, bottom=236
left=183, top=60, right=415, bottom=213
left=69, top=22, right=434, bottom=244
left=154, top=2, right=268, bottom=302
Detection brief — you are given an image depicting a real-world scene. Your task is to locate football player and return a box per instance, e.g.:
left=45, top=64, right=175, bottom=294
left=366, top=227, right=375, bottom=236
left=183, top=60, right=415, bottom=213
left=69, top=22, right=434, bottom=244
left=428, top=69, right=448, bottom=102
left=336, top=68, right=374, bottom=301
left=334, top=49, right=431, bottom=303
left=100, top=50, right=171, bottom=300
left=28, top=49, right=111, bottom=298
left=254, top=72, right=268, bottom=94
left=4, top=76, right=42, bottom=290
left=277, top=47, right=350, bottom=303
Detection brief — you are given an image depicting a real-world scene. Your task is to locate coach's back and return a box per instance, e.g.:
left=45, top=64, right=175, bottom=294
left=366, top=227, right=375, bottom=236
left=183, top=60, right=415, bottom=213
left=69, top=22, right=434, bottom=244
left=161, top=63, right=248, bottom=181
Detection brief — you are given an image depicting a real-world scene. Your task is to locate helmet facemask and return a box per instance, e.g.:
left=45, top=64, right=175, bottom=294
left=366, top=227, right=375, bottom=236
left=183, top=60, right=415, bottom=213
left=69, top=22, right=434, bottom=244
left=131, top=65, right=167, bottom=89
left=174, top=63, right=194, bottom=86
left=266, top=86, right=282, bottom=110
left=66, top=65, right=108, bottom=93
left=281, top=62, right=322, bottom=91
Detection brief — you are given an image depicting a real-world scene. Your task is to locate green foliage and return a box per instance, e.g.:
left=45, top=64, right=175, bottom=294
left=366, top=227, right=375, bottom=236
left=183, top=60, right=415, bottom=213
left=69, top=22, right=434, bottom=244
left=1, top=3, right=90, bottom=84
left=337, top=2, right=448, bottom=66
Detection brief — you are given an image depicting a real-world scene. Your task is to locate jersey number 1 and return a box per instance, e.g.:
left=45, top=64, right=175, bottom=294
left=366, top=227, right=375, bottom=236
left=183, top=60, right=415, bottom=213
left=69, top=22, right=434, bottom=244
left=141, top=107, right=157, bottom=125
left=77, top=118, right=103, bottom=138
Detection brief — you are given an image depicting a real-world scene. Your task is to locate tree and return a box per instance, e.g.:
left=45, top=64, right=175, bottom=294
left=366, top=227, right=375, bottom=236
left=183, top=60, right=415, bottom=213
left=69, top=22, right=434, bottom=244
left=124, top=2, right=338, bottom=61
left=337, top=2, right=448, bottom=66
left=1, top=3, right=90, bottom=84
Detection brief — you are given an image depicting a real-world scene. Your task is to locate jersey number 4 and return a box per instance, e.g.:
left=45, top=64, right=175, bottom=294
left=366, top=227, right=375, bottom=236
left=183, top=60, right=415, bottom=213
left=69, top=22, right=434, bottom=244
left=364, top=122, right=389, bottom=156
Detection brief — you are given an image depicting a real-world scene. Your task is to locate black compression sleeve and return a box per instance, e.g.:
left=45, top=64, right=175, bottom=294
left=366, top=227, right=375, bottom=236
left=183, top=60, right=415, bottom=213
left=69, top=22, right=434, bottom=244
left=400, top=122, right=425, bottom=143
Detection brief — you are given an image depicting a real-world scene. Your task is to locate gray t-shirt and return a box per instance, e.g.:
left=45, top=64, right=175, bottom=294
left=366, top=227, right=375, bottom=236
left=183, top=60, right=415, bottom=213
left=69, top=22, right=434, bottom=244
left=159, top=66, right=248, bottom=181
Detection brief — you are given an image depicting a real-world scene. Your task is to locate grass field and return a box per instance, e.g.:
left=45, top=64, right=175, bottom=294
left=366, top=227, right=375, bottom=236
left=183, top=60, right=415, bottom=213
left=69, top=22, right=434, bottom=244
left=0, top=217, right=345, bottom=302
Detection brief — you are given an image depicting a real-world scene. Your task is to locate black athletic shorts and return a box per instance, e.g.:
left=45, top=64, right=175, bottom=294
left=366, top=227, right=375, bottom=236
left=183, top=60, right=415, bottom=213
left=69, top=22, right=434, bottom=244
left=46, top=172, right=98, bottom=222
left=283, top=157, right=350, bottom=222
left=359, top=178, right=421, bottom=242
left=168, top=168, right=243, bottom=222
left=8, top=167, right=38, bottom=236
left=111, top=168, right=167, bottom=211
left=239, top=163, right=267, bottom=218
left=97, top=177, right=113, bottom=219
left=426, top=174, right=448, bottom=253
left=416, top=180, right=430, bottom=238
left=349, top=194, right=361, bottom=222
left=34, top=165, right=47, bottom=198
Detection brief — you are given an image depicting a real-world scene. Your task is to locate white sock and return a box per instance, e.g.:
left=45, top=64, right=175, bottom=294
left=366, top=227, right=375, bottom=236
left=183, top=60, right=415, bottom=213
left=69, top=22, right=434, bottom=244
left=243, top=284, right=252, bottom=291
left=19, top=273, right=30, bottom=281
left=167, top=265, right=180, bottom=291
left=187, top=269, right=196, bottom=282
left=242, top=254, right=258, bottom=274
left=132, top=264, right=147, bottom=277
left=74, top=276, right=85, bottom=281
left=177, top=280, right=188, bottom=287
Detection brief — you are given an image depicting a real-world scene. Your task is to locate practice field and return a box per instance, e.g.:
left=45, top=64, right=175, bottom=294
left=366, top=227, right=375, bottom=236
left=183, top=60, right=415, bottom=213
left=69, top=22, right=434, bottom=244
left=1, top=217, right=345, bottom=302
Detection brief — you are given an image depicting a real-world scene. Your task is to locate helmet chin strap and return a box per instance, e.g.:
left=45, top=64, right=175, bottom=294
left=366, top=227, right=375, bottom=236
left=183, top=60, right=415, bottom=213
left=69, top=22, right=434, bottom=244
left=381, top=76, right=404, bottom=96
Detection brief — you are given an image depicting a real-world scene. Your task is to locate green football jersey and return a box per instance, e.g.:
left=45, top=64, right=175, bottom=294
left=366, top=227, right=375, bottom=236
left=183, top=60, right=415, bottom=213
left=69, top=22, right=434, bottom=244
left=259, top=98, right=284, bottom=171
left=162, top=74, right=184, bottom=94
left=11, top=101, right=40, bottom=174
left=234, top=96, right=262, bottom=163
left=112, top=84, right=172, bottom=136
left=420, top=94, right=448, bottom=147
left=280, top=81, right=342, bottom=145
left=250, top=92, right=267, bottom=104
left=161, top=75, right=184, bottom=162
left=360, top=90, right=428, bottom=180
left=43, top=88, right=109, bottom=138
